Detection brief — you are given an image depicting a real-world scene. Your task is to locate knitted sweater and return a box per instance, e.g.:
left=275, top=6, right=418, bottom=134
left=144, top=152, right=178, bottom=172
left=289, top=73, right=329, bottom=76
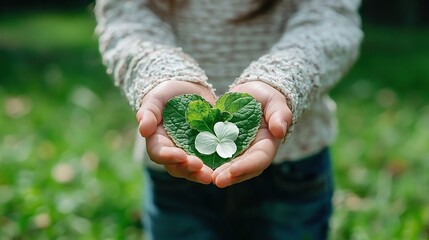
left=95, top=0, right=362, bottom=162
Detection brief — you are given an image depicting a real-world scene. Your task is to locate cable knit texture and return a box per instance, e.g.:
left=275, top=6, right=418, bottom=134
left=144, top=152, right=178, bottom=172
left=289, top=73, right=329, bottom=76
left=95, top=0, right=362, bottom=162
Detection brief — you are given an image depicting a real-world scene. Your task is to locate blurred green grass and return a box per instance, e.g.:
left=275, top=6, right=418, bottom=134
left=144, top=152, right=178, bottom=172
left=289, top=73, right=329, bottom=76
left=1, top=11, right=429, bottom=239
left=0, top=12, right=142, bottom=239
left=330, top=23, right=429, bottom=240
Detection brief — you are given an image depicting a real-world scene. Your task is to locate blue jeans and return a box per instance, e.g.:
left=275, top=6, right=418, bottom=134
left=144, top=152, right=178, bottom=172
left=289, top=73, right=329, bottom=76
left=143, top=148, right=333, bottom=240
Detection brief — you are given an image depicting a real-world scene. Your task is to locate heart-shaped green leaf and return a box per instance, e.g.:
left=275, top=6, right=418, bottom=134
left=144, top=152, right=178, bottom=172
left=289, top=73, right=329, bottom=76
left=162, top=93, right=262, bottom=169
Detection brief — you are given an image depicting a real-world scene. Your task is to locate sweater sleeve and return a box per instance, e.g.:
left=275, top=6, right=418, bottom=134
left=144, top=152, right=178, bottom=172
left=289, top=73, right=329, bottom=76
left=233, top=0, right=363, bottom=134
left=95, top=0, right=214, bottom=110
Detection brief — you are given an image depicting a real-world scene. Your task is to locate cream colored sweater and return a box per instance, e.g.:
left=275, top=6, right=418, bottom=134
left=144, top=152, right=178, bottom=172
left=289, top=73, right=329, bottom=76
left=95, top=0, right=362, bottom=162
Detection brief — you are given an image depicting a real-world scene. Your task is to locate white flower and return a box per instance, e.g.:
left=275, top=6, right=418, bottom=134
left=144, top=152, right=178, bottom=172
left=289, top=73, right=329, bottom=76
left=195, top=122, right=239, bottom=158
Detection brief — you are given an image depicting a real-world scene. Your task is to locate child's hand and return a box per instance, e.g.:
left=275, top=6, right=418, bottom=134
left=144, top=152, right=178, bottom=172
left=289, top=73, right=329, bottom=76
left=212, top=81, right=292, bottom=188
left=136, top=81, right=215, bottom=184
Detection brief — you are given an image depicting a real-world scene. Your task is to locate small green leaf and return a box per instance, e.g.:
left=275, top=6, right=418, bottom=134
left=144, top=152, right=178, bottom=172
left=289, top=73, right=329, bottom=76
left=186, top=100, right=215, bottom=133
left=186, top=100, right=233, bottom=134
left=220, top=111, right=233, bottom=122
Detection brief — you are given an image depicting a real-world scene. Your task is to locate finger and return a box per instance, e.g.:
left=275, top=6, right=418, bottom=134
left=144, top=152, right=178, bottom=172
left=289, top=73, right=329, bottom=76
left=229, top=143, right=274, bottom=177
left=211, top=129, right=268, bottom=180
left=264, top=98, right=291, bottom=139
left=214, top=169, right=264, bottom=188
left=146, top=127, right=188, bottom=165
left=185, top=156, right=204, bottom=171
left=137, top=96, right=164, bottom=137
left=164, top=162, right=196, bottom=178
left=165, top=161, right=213, bottom=184
left=214, top=149, right=271, bottom=188
left=138, top=108, right=160, bottom=137
left=147, top=145, right=188, bottom=165
left=267, top=111, right=289, bottom=139
left=213, top=131, right=279, bottom=188
left=211, top=161, right=233, bottom=181
left=188, top=165, right=213, bottom=184
left=190, top=172, right=213, bottom=184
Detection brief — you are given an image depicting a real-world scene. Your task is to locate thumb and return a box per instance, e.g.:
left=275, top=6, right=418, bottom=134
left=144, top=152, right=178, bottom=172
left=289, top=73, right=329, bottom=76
left=136, top=97, right=164, bottom=137
left=264, top=97, right=292, bottom=139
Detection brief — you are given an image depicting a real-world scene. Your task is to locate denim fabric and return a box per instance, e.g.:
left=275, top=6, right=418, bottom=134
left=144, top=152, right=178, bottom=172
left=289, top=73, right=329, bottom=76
left=143, top=148, right=333, bottom=240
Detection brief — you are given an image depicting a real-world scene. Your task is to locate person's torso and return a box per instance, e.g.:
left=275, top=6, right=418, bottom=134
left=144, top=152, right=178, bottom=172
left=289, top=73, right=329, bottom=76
left=156, top=0, right=299, bottom=94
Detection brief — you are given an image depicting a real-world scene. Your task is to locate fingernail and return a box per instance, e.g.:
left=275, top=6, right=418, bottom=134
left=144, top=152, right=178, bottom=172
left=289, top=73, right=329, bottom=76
left=281, top=122, right=287, bottom=136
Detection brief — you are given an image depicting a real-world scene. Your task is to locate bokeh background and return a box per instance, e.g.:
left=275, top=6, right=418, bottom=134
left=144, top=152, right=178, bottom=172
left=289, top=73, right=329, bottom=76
left=1, top=0, right=428, bottom=239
